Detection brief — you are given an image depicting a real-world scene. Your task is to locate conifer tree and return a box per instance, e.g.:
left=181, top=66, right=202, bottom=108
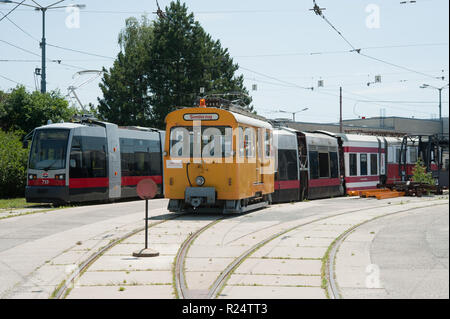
left=98, top=1, right=251, bottom=129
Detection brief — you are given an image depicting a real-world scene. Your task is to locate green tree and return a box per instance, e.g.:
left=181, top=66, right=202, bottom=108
left=98, top=1, right=251, bottom=129
left=411, top=158, right=435, bottom=185
left=98, top=16, right=154, bottom=126
left=0, top=130, right=28, bottom=198
left=0, top=86, right=76, bottom=136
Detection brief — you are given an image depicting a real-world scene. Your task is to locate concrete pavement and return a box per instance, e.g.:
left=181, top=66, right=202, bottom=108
left=335, top=203, right=449, bottom=299
left=0, top=198, right=168, bottom=298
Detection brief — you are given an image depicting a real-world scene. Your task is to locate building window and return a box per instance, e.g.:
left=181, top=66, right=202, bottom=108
left=349, top=153, right=357, bottom=176
left=360, top=154, right=368, bottom=176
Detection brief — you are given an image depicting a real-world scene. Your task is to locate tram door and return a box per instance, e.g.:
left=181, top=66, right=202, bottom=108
left=255, top=131, right=263, bottom=184
left=297, top=133, right=308, bottom=201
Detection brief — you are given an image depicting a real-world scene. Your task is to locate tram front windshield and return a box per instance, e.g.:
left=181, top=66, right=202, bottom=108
left=169, top=126, right=232, bottom=158
left=29, top=129, right=70, bottom=170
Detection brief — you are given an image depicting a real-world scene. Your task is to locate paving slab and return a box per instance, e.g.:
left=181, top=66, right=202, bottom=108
left=234, top=258, right=322, bottom=276
left=105, top=243, right=180, bottom=256
left=252, top=246, right=327, bottom=259
left=339, top=287, right=388, bottom=299
left=219, top=285, right=326, bottom=299
left=49, top=250, right=91, bottom=265
left=88, top=255, right=174, bottom=271
left=335, top=245, right=372, bottom=268
left=78, top=270, right=173, bottom=286
left=188, top=245, right=248, bottom=258
left=228, top=274, right=321, bottom=287
left=121, top=233, right=186, bottom=245
left=185, top=257, right=235, bottom=272
left=67, top=284, right=175, bottom=299
left=185, top=271, right=222, bottom=290
left=334, top=265, right=371, bottom=289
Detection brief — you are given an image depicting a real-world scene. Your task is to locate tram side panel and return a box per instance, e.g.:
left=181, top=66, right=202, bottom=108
left=118, top=129, right=164, bottom=198
left=68, top=126, right=110, bottom=202
left=272, top=129, right=300, bottom=203
left=341, top=134, right=385, bottom=193
left=303, top=132, right=342, bottom=199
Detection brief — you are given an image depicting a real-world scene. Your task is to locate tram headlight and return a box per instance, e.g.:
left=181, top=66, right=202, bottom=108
left=195, top=176, right=205, bottom=186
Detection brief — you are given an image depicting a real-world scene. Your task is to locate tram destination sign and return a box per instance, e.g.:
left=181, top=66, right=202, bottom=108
left=183, top=113, right=219, bottom=121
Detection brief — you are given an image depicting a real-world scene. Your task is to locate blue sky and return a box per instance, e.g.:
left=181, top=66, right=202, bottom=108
left=0, top=0, right=448, bottom=123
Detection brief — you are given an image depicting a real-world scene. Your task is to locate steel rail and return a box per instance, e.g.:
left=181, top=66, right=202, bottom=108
left=174, top=216, right=227, bottom=299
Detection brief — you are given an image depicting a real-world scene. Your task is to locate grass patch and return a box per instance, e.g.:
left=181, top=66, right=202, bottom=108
left=0, top=198, right=43, bottom=210
left=50, top=280, right=66, bottom=299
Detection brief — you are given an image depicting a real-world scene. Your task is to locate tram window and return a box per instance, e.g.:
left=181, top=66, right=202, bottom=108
left=29, top=129, right=69, bottom=170
left=264, top=130, right=271, bottom=157
left=395, top=148, right=401, bottom=163
left=349, top=153, right=357, bottom=176
left=286, top=150, right=297, bottom=180
left=309, top=151, right=319, bottom=179
left=319, top=152, right=330, bottom=178
left=360, top=154, right=368, bottom=176
left=370, top=154, right=378, bottom=175
left=330, top=152, right=339, bottom=178
left=170, top=126, right=232, bottom=158
left=278, top=152, right=288, bottom=180
left=69, top=135, right=107, bottom=178
left=409, top=148, right=417, bottom=163
left=120, top=138, right=162, bottom=177
left=243, top=127, right=255, bottom=158
left=278, top=149, right=297, bottom=181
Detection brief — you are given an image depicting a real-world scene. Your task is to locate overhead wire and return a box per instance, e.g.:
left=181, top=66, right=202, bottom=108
left=0, top=0, right=25, bottom=23
left=310, top=0, right=448, bottom=82
left=0, top=73, right=34, bottom=89
left=0, top=10, right=40, bottom=42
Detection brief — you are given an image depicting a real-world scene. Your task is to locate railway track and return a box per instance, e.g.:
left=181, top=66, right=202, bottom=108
left=55, top=212, right=227, bottom=299
left=56, top=197, right=448, bottom=299
left=173, top=203, right=396, bottom=299
left=173, top=199, right=448, bottom=299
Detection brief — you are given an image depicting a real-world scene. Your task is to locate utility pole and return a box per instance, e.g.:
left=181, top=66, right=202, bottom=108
left=1, top=1, right=85, bottom=93
left=41, top=7, right=46, bottom=93
left=420, top=83, right=449, bottom=138
left=339, top=87, right=343, bottom=133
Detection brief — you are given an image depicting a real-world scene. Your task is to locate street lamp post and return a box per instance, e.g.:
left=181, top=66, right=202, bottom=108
left=278, top=107, right=309, bottom=122
left=1, top=1, right=85, bottom=93
left=420, top=83, right=449, bottom=137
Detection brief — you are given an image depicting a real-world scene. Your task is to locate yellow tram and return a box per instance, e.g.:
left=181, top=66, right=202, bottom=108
left=164, top=99, right=275, bottom=213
